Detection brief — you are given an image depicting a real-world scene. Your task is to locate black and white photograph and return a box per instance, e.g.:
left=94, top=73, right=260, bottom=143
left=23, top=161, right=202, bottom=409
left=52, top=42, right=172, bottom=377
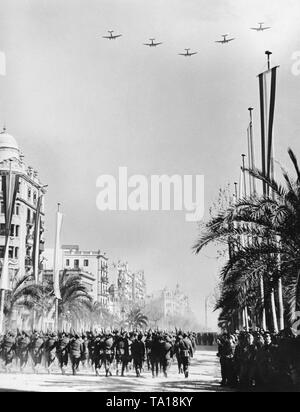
left=0, top=0, right=300, bottom=396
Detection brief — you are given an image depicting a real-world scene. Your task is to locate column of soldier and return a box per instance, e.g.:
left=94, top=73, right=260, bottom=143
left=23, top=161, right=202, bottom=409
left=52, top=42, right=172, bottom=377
left=217, top=329, right=300, bottom=391
left=0, top=329, right=197, bottom=379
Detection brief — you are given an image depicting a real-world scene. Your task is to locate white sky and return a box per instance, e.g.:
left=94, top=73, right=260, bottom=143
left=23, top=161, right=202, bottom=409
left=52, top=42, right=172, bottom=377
left=0, top=0, right=300, bottom=330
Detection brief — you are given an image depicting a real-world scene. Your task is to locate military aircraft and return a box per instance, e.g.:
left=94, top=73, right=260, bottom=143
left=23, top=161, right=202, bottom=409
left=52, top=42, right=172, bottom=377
left=215, top=34, right=235, bottom=44
left=102, top=30, right=122, bottom=40
left=144, top=38, right=163, bottom=47
left=178, top=48, right=197, bottom=57
left=250, top=23, right=271, bottom=32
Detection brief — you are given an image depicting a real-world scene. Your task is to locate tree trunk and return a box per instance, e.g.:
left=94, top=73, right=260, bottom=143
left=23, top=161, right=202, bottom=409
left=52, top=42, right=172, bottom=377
left=270, top=288, right=279, bottom=333
left=278, top=277, right=284, bottom=331
left=244, top=306, right=249, bottom=331
left=260, top=274, right=267, bottom=330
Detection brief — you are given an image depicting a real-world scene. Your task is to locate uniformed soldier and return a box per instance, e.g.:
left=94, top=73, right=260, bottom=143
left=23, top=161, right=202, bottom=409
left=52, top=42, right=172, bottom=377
left=44, top=332, right=57, bottom=373
left=219, top=334, right=237, bottom=387
left=175, top=333, right=193, bottom=378
left=94, top=333, right=104, bottom=376
left=69, top=333, right=84, bottom=375
left=114, top=331, right=126, bottom=376
left=1, top=332, right=16, bottom=373
left=160, top=334, right=174, bottom=378
left=16, top=331, right=30, bottom=372
left=56, top=332, right=70, bottom=374
left=81, top=333, right=89, bottom=369
left=131, top=333, right=146, bottom=377
left=256, top=332, right=278, bottom=390
left=103, top=331, right=115, bottom=377
left=121, top=332, right=132, bottom=377
left=30, top=332, right=45, bottom=373
left=149, top=333, right=161, bottom=378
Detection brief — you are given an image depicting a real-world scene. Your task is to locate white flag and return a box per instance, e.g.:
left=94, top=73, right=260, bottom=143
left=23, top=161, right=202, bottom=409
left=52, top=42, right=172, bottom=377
left=53, top=210, right=63, bottom=300
left=0, top=52, right=6, bottom=76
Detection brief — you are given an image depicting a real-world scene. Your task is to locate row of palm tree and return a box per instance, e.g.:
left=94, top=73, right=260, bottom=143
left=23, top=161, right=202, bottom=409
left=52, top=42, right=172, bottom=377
left=3, top=269, right=149, bottom=331
left=194, top=148, right=300, bottom=333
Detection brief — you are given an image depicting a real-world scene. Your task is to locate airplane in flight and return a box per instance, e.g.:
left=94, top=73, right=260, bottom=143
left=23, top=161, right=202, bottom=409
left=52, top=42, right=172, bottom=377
left=250, top=22, right=271, bottom=32
left=102, top=30, right=122, bottom=40
left=144, top=38, right=163, bottom=47
left=215, top=34, right=235, bottom=44
left=179, top=48, right=197, bottom=57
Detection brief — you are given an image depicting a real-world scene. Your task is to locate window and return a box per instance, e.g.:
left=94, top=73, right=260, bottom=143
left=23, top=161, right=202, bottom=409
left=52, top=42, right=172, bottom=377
left=1, top=202, right=4, bottom=214
left=84, top=259, right=89, bottom=267
left=15, top=204, right=20, bottom=216
left=15, top=226, right=20, bottom=237
left=0, top=224, right=5, bottom=235
left=74, top=259, right=79, bottom=269
left=28, top=188, right=32, bottom=200
left=8, top=247, right=13, bottom=259
left=27, top=209, right=31, bottom=223
left=10, top=225, right=14, bottom=237
left=66, top=259, right=70, bottom=266
left=15, top=247, right=19, bottom=259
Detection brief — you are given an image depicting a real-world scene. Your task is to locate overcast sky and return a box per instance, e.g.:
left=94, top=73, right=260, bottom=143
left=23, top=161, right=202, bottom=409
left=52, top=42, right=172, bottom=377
left=0, top=0, right=300, bottom=329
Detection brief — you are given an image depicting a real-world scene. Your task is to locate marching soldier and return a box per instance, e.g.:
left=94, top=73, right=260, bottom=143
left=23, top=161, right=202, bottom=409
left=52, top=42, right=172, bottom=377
left=131, top=333, right=146, bottom=377
left=150, top=333, right=161, bottom=378
left=103, top=331, right=114, bottom=377
left=30, top=332, right=45, bottom=373
left=121, top=332, right=133, bottom=377
left=81, top=333, right=89, bottom=369
left=16, top=331, right=30, bottom=372
left=160, top=334, right=174, bottom=378
left=114, top=331, right=126, bottom=376
left=1, top=332, right=16, bottom=373
left=44, top=332, right=58, bottom=373
left=175, top=333, right=193, bottom=378
left=56, top=332, right=70, bottom=374
left=69, top=333, right=84, bottom=375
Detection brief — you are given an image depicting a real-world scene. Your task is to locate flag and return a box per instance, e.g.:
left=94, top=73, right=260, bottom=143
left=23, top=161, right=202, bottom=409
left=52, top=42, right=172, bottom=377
left=258, top=66, right=278, bottom=193
left=0, top=52, right=6, bottom=76
left=53, top=208, right=63, bottom=300
left=0, top=171, right=19, bottom=290
left=32, top=194, right=42, bottom=283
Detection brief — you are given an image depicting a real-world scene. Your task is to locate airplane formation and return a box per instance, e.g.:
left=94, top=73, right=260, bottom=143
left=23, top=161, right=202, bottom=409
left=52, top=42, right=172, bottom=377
left=102, top=23, right=272, bottom=57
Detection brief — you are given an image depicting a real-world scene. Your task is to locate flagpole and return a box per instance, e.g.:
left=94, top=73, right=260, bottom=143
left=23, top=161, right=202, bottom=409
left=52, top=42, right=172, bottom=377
left=265, top=50, right=272, bottom=71
left=54, top=203, right=62, bottom=331
left=0, top=160, right=13, bottom=334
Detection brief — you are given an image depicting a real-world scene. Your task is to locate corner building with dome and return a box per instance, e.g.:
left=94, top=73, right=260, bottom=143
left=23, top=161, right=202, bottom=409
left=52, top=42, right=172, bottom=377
left=0, top=129, right=46, bottom=286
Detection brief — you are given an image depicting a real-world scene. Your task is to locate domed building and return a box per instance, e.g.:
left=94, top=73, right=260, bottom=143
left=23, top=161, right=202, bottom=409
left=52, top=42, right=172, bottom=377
left=0, top=131, right=20, bottom=163
left=0, top=128, right=47, bottom=304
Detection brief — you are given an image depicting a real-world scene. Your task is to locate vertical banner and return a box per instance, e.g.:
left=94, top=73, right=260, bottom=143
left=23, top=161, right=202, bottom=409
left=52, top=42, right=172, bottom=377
left=258, top=66, right=278, bottom=193
left=53, top=208, right=63, bottom=300
left=32, top=194, right=42, bottom=283
left=0, top=51, right=6, bottom=76
left=0, top=171, right=19, bottom=290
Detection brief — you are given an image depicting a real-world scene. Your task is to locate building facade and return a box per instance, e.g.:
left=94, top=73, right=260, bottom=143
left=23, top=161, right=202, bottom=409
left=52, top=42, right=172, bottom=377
left=43, top=245, right=109, bottom=305
left=0, top=130, right=46, bottom=285
left=146, top=284, right=191, bottom=327
left=114, top=262, right=146, bottom=311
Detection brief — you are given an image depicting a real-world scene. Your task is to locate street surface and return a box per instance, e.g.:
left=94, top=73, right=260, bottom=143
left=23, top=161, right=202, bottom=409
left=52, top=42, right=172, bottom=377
left=0, top=346, right=229, bottom=392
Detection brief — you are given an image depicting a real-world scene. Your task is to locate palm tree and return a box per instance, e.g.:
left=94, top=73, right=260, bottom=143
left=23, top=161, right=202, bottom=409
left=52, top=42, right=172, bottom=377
left=88, top=301, right=115, bottom=329
left=3, top=271, right=44, bottom=329
left=58, top=270, right=93, bottom=330
left=194, top=148, right=300, bottom=331
left=126, top=307, right=148, bottom=330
